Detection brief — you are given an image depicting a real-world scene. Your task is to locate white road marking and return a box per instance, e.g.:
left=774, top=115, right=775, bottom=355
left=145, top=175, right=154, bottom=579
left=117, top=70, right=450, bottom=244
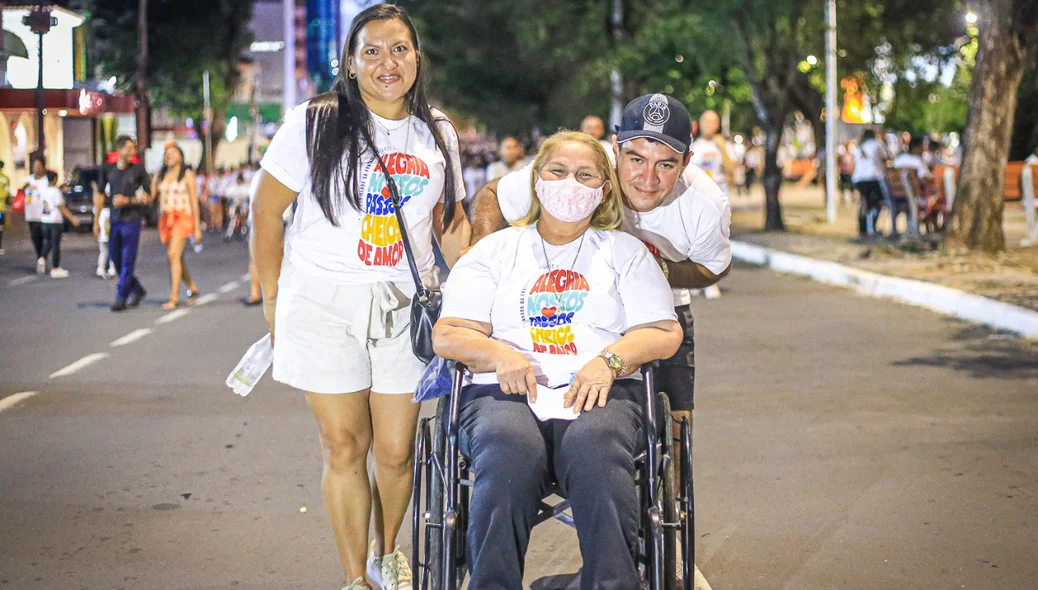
left=7, top=276, right=36, bottom=286
left=0, top=391, right=38, bottom=413
left=239, top=273, right=250, bottom=281
left=49, top=353, right=109, bottom=379
left=694, top=565, right=712, bottom=590
left=155, top=308, right=190, bottom=325
left=218, top=281, right=240, bottom=294
left=110, top=328, right=153, bottom=347
left=194, top=293, right=219, bottom=306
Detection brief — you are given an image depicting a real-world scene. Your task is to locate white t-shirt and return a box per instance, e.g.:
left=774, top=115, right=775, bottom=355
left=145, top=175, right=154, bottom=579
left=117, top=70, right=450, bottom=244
left=852, top=139, right=887, bottom=182
left=689, top=137, right=730, bottom=194
left=261, top=102, right=465, bottom=284
left=24, top=174, right=49, bottom=222
left=39, top=186, right=66, bottom=224
left=892, top=153, right=933, bottom=181
left=496, top=163, right=732, bottom=306
left=441, top=225, right=677, bottom=387
left=1025, top=153, right=1038, bottom=165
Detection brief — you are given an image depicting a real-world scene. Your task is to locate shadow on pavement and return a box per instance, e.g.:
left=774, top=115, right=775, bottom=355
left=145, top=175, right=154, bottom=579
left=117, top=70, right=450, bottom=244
left=892, top=321, right=1038, bottom=380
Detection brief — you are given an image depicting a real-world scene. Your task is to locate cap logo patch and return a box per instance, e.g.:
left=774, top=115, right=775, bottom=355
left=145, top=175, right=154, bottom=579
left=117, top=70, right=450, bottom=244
left=643, top=94, right=670, bottom=132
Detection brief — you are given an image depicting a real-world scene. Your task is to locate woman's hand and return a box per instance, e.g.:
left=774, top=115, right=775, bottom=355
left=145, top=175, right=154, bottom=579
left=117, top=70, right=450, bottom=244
left=193, top=228, right=203, bottom=243
left=565, top=356, right=615, bottom=413
left=493, top=347, right=538, bottom=399
left=263, top=295, right=277, bottom=348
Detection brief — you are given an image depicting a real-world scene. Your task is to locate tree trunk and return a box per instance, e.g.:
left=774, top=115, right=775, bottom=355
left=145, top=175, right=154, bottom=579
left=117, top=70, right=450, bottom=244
left=946, top=0, right=1027, bottom=253
left=763, top=126, right=785, bottom=231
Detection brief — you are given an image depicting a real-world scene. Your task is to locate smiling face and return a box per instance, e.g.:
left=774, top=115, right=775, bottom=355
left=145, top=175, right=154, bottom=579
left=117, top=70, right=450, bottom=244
left=163, top=147, right=183, bottom=168
left=537, top=140, right=609, bottom=192
left=349, top=18, right=419, bottom=113
left=118, top=140, right=137, bottom=164
left=614, top=138, right=689, bottom=212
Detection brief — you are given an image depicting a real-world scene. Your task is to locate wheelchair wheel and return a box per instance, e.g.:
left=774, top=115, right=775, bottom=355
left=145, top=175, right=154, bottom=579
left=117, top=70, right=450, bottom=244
left=660, top=394, right=679, bottom=590
left=679, top=416, right=695, bottom=590
left=412, top=399, right=448, bottom=590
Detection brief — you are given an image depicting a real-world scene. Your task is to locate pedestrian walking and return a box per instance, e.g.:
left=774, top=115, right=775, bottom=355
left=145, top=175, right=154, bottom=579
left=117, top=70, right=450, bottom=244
left=852, top=129, right=890, bottom=239
left=153, top=143, right=202, bottom=309
left=0, top=161, right=10, bottom=255
left=24, top=154, right=49, bottom=271
left=100, top=136, right=152, bottom=312
left=250, top=5, right=469, bottom=589
left=38, top=177, right=81, bottom=278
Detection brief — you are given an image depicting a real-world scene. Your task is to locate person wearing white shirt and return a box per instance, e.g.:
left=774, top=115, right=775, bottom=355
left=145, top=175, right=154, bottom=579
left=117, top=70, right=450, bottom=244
left=580, top=114, right=614, bottom=153
left=485, top=136, right=525, bottom=181
left=1025, top=146, right=1038, bottom=165
left=250, top=6, right=470, bottom=589
left=852, top=129, right=890, bottom=238
left=37, top=179, right=81, bottom=278
left=434, top=131, right=682, bottom=589
left=892, top=136, right=934, bottom=182
left=24, top=155, right=50, bottom=271
left=689, top=109, right=736, bottom=195
left=469, top=93, right=731, bottom=433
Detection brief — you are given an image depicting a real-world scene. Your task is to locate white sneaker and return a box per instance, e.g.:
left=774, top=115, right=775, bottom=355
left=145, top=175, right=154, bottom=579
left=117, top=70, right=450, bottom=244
left=367, top=542, right=412, bottom=590
left=50, top=267, right=69, bottom=279
left=96, top=269, right=107, bottom=279
left=704, top=284, right=722, bottom=299
left=36, top=257, right=46, bottom=274
left=342, top=577, right=371, bottom=590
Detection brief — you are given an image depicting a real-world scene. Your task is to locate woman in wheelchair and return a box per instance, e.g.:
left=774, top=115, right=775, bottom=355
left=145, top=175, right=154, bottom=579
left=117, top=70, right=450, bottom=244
left=432, top=131, right=683, bottom=588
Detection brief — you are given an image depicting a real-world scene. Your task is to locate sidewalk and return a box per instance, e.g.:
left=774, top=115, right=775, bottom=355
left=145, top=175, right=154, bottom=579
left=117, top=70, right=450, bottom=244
left=728, top=183, right=1038, bottom=332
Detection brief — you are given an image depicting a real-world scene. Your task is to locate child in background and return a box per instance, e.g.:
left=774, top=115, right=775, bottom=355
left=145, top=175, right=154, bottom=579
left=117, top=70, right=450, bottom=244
left=39, top=179, right=81, bottom=278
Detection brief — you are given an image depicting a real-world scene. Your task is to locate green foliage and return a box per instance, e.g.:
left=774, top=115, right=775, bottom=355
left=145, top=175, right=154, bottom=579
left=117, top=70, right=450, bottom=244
left=55, top=0, right=254, bottom=121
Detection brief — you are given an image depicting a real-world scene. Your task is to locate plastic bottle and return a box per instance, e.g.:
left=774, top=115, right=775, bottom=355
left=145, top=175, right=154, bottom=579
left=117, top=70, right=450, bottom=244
left=190, top=235, right=204, bottom=253
left=226, top=334, right=273, bottom=396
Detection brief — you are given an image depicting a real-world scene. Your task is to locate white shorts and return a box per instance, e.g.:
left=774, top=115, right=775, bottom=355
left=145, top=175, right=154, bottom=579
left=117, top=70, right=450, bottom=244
left=272, top=261, right=427, bottom=395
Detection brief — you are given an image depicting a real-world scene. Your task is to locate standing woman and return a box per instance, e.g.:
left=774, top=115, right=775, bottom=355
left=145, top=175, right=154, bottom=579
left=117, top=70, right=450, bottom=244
left=153, top=144, right=202, bottom=309
left=251, top=5, right=468, bottom=590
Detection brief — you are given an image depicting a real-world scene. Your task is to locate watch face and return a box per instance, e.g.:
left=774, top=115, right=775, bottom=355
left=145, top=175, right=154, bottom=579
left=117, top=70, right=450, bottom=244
left=607, top=355, right=624, bottom=371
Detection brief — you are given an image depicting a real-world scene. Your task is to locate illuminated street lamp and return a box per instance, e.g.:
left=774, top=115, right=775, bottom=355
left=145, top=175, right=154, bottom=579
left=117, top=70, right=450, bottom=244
left=23, top=2, right=56, bottom=157
left=965, top=12, right=978, bottom=24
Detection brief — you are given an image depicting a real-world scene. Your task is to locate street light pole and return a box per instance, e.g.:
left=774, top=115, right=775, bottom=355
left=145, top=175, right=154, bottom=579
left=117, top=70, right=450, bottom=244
left=825, top=0, right=838, bottom=225
left=24, top=1, right=54, bottom=159
left=136, top=0, right=150, bottom=149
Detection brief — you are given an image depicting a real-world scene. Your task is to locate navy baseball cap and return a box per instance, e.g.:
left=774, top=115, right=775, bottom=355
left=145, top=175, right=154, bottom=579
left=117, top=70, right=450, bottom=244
left=616, top=93, right=693, bottom=154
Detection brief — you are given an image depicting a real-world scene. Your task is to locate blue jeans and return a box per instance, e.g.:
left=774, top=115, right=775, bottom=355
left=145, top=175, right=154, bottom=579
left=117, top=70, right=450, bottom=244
left=459, top=380, right=646, bottom=590
left=109, top=220, right=144, bottom=301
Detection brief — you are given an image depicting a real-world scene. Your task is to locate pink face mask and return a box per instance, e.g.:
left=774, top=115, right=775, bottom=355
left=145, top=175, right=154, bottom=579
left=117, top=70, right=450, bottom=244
left=534, top=176, right=605, bottom=223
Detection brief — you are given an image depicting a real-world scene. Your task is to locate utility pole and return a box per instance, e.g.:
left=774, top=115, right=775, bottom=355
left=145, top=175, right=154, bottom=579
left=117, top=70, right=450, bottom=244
left=136, top=0, right=151, bottom=149
left=825, top=0, right=838, bottom=224
left=203, top=71, right=214, bottom=175
left=609, top=0, right=624, bottom=131
left=24, top=1, right=54, bottom=159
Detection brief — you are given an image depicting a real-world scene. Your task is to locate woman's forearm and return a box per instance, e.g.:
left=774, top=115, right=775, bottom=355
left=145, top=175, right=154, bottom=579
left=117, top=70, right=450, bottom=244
left=604, top=322, right=682, bottom=376
left=433, top=326, right=511, bottom=374
left=252, top=207, right=285, bottom=299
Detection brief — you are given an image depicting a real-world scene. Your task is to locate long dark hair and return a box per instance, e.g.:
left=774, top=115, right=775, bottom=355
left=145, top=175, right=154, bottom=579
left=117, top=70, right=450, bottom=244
left=157, top=144, right=189, bottom=183
left=305, top=4, right=456, bottom=231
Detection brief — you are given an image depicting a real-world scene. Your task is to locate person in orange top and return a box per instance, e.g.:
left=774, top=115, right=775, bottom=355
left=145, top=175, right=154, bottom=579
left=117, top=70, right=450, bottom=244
left=153, top=143, right=202, bottom=309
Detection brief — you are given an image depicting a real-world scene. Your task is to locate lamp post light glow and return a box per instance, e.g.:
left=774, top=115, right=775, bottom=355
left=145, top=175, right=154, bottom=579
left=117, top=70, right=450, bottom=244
left=965, top=12, right=978, bottom=24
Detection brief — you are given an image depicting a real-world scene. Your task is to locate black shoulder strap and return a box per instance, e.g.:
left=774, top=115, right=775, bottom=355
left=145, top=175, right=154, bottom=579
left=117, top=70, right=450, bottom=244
left=373, top=152, right=431, bottom=302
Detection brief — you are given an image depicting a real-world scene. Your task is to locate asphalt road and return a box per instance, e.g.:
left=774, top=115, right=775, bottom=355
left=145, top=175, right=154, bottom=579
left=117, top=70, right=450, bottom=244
left=1, top=227, right=1037, bottom=589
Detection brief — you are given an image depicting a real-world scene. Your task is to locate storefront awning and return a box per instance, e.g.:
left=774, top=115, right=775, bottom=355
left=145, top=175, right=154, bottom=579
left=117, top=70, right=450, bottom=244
left=0, top=88, right=135, bottom=114
left=1, top=30, right=29, bottom=59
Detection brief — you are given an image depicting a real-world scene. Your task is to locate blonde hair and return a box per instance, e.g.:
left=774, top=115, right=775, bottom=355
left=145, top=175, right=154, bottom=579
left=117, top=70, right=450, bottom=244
left=515, top=131, right=623, bottom=231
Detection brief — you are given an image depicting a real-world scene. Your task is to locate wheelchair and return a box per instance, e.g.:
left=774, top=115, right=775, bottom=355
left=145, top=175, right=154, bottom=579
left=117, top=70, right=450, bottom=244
left=410, top=362, right=695, bottom=589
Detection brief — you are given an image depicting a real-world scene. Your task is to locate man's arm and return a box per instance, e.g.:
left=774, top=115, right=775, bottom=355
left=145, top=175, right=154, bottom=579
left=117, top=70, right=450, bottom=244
left=468, top=178, right=508, bottom=246
left=665, top=258, right=731, bottom=289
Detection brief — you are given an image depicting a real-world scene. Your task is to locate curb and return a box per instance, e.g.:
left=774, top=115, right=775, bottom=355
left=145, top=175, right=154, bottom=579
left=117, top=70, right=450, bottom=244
left=731, top=240, right=1038, bottom=339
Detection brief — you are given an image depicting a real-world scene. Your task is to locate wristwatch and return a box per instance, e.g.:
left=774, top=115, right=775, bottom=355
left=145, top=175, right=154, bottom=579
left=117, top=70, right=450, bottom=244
left=599, top=351, right=626, bottom=378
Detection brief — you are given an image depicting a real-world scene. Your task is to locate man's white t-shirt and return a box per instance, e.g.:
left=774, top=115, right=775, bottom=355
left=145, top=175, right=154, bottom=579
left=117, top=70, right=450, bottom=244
left=261, top=102, right=465, bottom=284
left=441, top=225, right=677, bottom=387
left=24, top=174, right=49, bottom=222
left=496, top=163, right=732, bottom=306
left=852, top=139, right=887, bottom=183
left=690, top=137, right=730, bottom=194
left=39, top=186, right=65, bottom=224
left=892, top=153, right=933, bottom=181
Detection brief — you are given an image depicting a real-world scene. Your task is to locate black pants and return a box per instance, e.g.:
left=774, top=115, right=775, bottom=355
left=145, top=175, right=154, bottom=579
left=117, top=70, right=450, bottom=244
left=41, top=223, right=63, bottom=268
left=0, top=212, right=5, bottom=249
left=855, top=180, right=884, bottom=236
left=658, top=304, right=695, bottom=411
left=28, top=221, right=44, bottom=258
left=459, top=380, right=646, bottom=590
